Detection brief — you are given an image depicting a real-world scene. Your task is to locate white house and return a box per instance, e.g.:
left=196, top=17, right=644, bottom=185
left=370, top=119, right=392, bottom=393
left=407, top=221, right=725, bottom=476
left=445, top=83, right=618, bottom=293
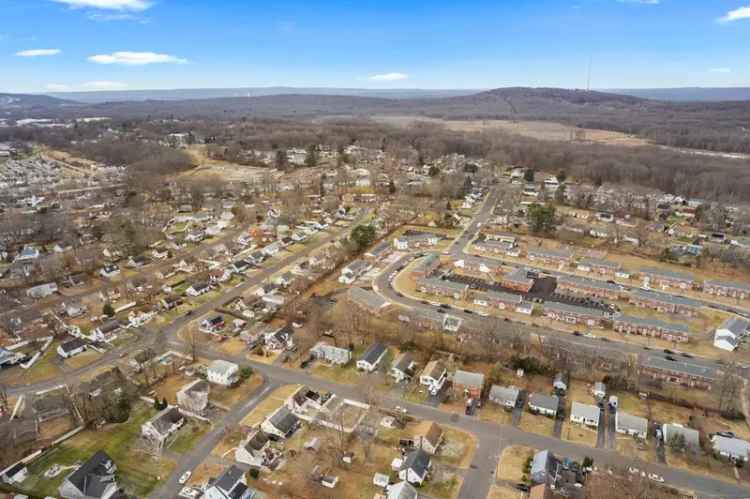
left=59, top=451, right=118, bottom=499
left=235, top=429, right=279, bottom=469
left=57, top=338, right=87, bottom=359
left=711, top=435, right=750, bottom=462
left=207, top=359, right=239, bottom=386
left=261, top=405, right=300, bottom=440
left=203, top=465, right=256, bottom=499
left=390, top=352, right=417, bottom=383
left=386, top=481, right=418, bottom=499
left=356, top=342, right=388, bottom=372
left=419, top=360, right=447, bottom=395
left=177, top=379, right=209, bottom=415
left=1, top=463, right=29, bottom=485
left=528, top=393, right=559, bottom=417
left=615, top=411, right=648, bottom=440
left=26, top=282, right=58, bottom=299
left=714, top=317, right=749, bottom=352
left=141, top=406, right=184, bottom=449
left=570, top=402, right=600, bottom=427
left=398, top=449, right=431, bottom=485
left=311, top=341, right=351, bottom=365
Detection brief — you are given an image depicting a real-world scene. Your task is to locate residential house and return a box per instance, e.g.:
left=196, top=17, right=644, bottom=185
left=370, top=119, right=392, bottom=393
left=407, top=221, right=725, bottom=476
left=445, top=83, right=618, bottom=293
left=614, top=315, right=690, bottom=343
left=185, top=281, right=212, bottom=297
left=398, top=449, right=431, bottom=485
left=615, top=411, right=648, bottom=440
left=93, top=320, right=122, bottom=341
left=529, top=449, right=557, bottom=484
left=711, top=435, right=750, bottom=462
left=57, top=337, right=87, bottom=359
left=339, top=259, right=371, bottom=284
left=390, top=352, right=417, bottom=383
left=475, top=289, right=523, bottom=311
left=714, top=317, right=749, bottom=352
left=311, top=341, right=352, bottom=365
left=488, top=385, right=520, bottom=409
left=542, top=302, right=607, bottom=327
left=591, top=382, right=606, bottom=400
left=553, top=373, right=568, bottom=395
left=204, top=464, right=257, bottom=499
left=365, top=241, right=390, bottom=260
left=200, top=315, right=226, bottom=334
left=704, top=280, right=750, bottom=300
left=235, top=429, right=279, bottom=469
left=348, top=286, right=391, bottom=316
left=414, top=422, right=443, bottom=455
left=207, top=360, right=239, bottom=386
left=357, top=342, right=388, bottom=372
left=662, top=424, right=700, bottom=451
left=629, top=289, right=701, bottom=317
left=0, top=347, right=24, bottom=367
left=141, top=406, right=184, bottom=448
left=452, top=370, right=485, bottom=399
left=58, top=451, right=118, bottom=499
left=264, top=325, right=294, bottom=351
left=159, top=295, right=182, bottom=311
left=177, top=379, right=210, bottom=415
left=386, top=481, right=418, bottom=499
left=528, top=393, right=559, bottom=417
left=570, top=402, right=600, bottom=427
left=417, top=360, right=448, bottom=395
left=26, top=282, right=58, bottom=299
left=261, top=405, right=300, bottom=440
left=1, top=463, right=29, bottom=485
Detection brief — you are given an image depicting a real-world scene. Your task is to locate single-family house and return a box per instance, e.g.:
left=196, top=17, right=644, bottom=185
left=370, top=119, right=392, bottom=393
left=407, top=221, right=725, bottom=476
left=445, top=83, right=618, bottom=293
left=615, top=411, right=648, bottom=440
left=57, top=338, right=87, bottom=359
left=711, top=435, right=750, bottom=462
left=58, top=451, right=118, bottom=499
left=386, top=481, right=418, bottom=499
left=203, top=465, right=257, bottom=499
left=207, top=360, right=239, bottom=386
left=419, top=360, right=448, bottom=395
left=662, top=424, right=700, bottom=451
left=141, top=406, right=184, bottom=448
left=348, top=286, right=391, bottom=315
left=26, top=282, right=58, bottom=299
left=414, top=421, right=444, bottom=455
left=261, top=405, right=300, bottom=440
left=570, top=402, right=600, bottom=427
left=310, top=341, right=351, bottom=365
left=357, top=342, right=388, bottom=372
left=185, top=281, right=212, bottom=297
left=714, top=317, right=749, bottom=352
left=528, top=393, right=559, bottom=417
left=200, top=315, right=226, bottom=334
left=398, top=449, right=431, bottom=485
left=1, top=463, right=29, bottom=485
left=489, top=385, right=520, bottom=409
left=389, top=352, right=417, bottom=383
left=235, top=429, right=278, bottom=469
left=176, top=379, right=210, bottom=415
left=452, top=370, right=485, bottom=399
left=339, top=259, right=370, bottom=284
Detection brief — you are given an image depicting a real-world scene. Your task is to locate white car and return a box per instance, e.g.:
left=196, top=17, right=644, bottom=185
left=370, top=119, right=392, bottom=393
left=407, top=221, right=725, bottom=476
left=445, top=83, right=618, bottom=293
left=179, top=471, right=192, bottom=484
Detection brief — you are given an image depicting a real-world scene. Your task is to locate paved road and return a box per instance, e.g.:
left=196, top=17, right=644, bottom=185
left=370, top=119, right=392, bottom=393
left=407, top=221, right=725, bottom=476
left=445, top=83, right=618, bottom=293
left=184, top=345, right=750, bottom=499
left=150, top=377, right=278, bottom=499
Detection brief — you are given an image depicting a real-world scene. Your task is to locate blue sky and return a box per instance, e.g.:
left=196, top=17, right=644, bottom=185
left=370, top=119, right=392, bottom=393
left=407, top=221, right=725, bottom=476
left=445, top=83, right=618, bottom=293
left=1, top=0, right=749, bottom=93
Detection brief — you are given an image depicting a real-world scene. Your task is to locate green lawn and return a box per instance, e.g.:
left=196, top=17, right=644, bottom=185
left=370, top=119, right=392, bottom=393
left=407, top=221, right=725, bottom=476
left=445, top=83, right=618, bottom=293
left=25, top=404, right=174, bottom=498
left=170, top=421, right=211, bottom=454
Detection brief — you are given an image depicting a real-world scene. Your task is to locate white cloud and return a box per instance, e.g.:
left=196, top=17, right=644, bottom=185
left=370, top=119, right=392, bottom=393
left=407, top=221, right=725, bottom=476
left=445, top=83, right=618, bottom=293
left=83, top=80, right=127, bottom=89
left=50, top=0, right=151, bottom=11
left=369, top=72, right=409, bottom=81
left=46, top=83, right=71, bottom=91
left=718, top=6, right=750, bottom=22
left=709, top=67, right=731, bottom=73
left=15, top=48, right=61, bottom=57
left=88, top=51, right=188, bottom=65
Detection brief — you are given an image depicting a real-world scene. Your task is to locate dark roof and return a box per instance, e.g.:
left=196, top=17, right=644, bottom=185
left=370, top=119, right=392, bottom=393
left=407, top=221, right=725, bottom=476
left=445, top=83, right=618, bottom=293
left=401, top=448, right=431, bottom=476
left=269, top=406, right=299, bottom=434
left=360, top=342, right=387, bottom=365
left=65, top=451, right=117, bottom=498
left=60, top=337, right=87, bottom=353
left=244, top=430, right=270, bottom=452
left=215, top=464, right=245, bottom=493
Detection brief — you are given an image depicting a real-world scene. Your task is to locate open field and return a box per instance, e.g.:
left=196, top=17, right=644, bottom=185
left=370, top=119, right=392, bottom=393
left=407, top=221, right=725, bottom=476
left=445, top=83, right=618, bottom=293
left=373, top=116, right=650, bottom=147
left=561, top=422, right=598, bottom=447
left=211, top=374, right=264, bottom=408
left=518, top=412, right=556, bottom=437
left=488, top=486, right=526, bottom=499
left=64, top=350, right=103, bottom=370
left=0, top=345, right=62, bottom=385
left=170, top=420, right=211, bottom=454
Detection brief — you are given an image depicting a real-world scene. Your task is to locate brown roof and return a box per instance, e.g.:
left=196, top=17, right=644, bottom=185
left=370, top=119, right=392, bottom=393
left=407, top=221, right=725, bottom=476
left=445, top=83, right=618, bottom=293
left=418, top=421, right=443, bottom=448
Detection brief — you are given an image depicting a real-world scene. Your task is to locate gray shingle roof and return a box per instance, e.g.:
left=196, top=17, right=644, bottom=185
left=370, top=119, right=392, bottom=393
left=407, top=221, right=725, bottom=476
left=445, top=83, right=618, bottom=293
left=360, top=342, right=387, bottom=365
left=453, top=369, right=484, bottom=389
left=528, top=393, right=559, bottom=412
left=615, top=315, right=689, bottom=334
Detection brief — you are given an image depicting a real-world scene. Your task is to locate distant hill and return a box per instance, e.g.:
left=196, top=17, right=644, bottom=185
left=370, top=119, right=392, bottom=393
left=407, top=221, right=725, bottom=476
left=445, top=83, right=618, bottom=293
left=3, top=86, right=750, bottom=154
left=609, top=87, right=750, bottom=102
left=45, top=86, right=481, bottom=104
left=0, top=93, right=72, bottom=111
